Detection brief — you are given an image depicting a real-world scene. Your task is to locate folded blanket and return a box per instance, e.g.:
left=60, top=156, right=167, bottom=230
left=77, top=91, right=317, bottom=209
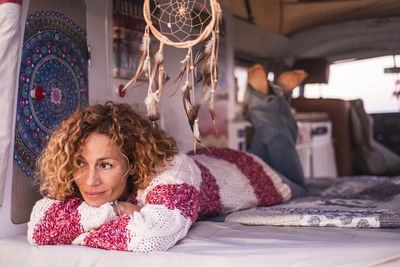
left=226, top=176, right=400, bottom=228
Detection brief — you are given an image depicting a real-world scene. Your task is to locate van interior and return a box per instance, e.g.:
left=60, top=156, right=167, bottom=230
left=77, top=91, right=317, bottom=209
left=1, top=0, right=400, bottom=266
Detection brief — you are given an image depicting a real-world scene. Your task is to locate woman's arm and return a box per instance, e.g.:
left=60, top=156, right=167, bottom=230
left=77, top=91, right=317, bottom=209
left=72, top=183, right=199, bottom=252
left=72, top=154, right=201, bottom=252
left=27, top=197, right=117, bottom=245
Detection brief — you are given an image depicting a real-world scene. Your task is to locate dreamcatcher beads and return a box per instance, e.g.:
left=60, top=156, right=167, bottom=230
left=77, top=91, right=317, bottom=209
left=144, top=91, right=159, bottom=121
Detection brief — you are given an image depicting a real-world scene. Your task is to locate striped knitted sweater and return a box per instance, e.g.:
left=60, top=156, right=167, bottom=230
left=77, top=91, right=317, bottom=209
left=27, top=148, right=291, bottom=252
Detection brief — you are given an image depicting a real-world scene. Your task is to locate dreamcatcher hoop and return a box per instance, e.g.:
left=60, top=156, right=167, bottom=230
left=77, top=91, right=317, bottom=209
left=143, top=0, right=219, bottom=49
left=124, top=0, right=222, bottom=152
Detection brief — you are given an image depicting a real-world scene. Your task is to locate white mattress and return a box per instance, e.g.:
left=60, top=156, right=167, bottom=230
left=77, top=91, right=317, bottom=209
left=1, top=221, right=400, bottom=267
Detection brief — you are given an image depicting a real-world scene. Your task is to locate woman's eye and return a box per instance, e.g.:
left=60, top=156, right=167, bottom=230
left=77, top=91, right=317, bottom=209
left=76, top=159, right=84, bottom=167
left=100, top=162, right=112, bottom=169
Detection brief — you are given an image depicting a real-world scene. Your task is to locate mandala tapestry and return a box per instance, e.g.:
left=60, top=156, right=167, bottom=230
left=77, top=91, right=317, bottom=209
left=14, top=10, right=89, bottom=179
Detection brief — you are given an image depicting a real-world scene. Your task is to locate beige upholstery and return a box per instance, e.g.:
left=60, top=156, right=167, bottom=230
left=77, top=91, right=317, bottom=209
left=291, top=98, right=354, bottom=176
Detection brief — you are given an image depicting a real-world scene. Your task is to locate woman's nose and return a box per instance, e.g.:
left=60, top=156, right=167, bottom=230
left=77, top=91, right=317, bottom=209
left=85, top=167, right=101, bottom=186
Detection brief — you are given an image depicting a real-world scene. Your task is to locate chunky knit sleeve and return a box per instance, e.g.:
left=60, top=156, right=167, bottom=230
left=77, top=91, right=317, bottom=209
left=27, top=197, right=117, bottom=245
left=71, top=154, right=202, bottom=252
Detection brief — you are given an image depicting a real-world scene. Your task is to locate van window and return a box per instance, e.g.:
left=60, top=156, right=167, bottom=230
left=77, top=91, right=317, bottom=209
left=293, top=55, right=400, bottom=114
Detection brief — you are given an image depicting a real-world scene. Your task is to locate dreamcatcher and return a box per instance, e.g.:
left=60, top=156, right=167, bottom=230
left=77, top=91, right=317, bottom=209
left=123, top=0, right=222, bottom=151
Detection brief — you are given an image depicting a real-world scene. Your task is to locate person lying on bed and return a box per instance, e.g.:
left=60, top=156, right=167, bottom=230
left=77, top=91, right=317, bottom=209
left=27, top=102, right=292, bottom=252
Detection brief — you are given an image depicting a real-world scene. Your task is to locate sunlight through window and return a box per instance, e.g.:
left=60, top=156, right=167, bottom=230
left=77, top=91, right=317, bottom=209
left=293, top=55, right=400, bottom=113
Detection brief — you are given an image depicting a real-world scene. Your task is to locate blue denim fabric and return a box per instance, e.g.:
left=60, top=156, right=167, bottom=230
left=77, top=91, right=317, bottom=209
left=246, top=84, right=307, bottom=192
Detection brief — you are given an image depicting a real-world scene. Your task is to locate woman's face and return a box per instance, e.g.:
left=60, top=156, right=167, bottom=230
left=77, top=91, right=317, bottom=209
left=73, top=133, right=133, bottom=207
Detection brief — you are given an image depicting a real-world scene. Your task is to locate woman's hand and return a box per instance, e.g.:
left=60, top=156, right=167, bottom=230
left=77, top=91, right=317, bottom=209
left=112, top=201, right=140, bottom=216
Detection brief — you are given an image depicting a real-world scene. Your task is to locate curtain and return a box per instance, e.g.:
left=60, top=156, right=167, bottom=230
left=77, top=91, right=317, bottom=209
left=0, top=1, right=22, bottom=206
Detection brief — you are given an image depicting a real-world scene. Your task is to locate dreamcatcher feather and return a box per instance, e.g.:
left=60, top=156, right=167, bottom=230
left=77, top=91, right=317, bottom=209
left=122, top=0, right=222, bottom=152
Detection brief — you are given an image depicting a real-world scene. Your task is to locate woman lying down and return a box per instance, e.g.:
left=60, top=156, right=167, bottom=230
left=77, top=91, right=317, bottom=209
left=28, top=67, right=308, bottom=252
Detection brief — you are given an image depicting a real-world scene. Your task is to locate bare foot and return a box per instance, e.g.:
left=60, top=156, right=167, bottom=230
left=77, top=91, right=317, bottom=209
left=247, top=64, right=269, bottom=95
left=276, top=69, right=308, bottom=94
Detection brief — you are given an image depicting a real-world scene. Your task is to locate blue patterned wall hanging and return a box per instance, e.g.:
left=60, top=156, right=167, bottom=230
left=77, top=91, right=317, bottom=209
left=14, top=11, right=89, bottom=178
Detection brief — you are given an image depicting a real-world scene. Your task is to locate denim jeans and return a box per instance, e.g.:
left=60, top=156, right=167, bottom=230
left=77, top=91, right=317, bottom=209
left=246, top=85, right=307, bottom=196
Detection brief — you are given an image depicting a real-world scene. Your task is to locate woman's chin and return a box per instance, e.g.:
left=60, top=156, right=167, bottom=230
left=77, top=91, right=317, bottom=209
left=84, top=199, right=106, bottom=207
left=82, top=193, right=109, bottom=207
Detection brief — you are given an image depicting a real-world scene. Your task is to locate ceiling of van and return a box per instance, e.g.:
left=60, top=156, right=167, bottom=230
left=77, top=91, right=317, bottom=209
left=218, top=0, right=400, bottom=36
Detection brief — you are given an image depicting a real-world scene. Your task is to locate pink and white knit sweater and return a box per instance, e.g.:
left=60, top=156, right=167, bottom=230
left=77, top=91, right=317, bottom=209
left=28, top=148, right=291, bottom=252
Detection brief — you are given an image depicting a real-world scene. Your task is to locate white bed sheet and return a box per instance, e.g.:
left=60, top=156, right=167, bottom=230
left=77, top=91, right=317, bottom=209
left=1, top=221, right=400, bottom=267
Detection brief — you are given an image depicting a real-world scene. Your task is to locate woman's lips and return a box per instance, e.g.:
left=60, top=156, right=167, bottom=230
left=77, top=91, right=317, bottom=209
left=83, top=191, right=106, bottom=199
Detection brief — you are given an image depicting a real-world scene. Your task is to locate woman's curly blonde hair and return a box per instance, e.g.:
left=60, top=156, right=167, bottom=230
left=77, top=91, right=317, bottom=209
left=38, top=101, right=178, bottom=200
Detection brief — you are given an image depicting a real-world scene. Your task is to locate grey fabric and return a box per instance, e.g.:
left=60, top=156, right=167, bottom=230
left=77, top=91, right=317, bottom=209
left=279, top=173, right=307, bottom=199
left=349, top=99, right=400, bottom=175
